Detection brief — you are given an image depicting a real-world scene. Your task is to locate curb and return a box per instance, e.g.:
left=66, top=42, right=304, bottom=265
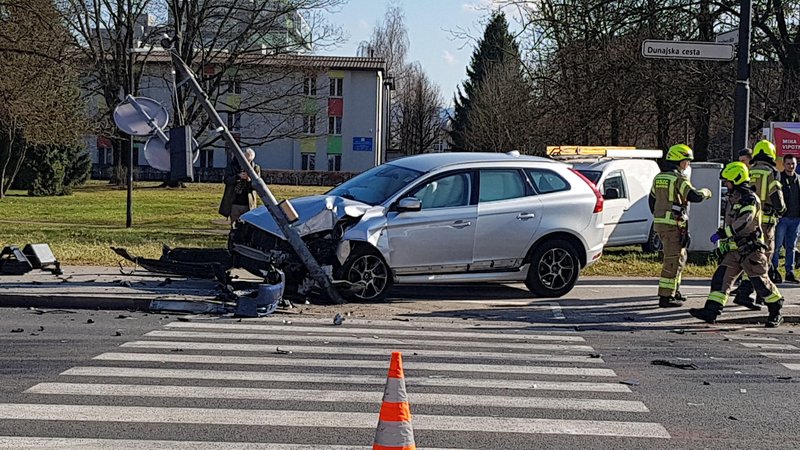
left=0, top=293, right=156, bottom=312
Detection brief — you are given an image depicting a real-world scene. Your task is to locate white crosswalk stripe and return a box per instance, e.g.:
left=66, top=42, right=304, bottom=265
left=725, top=333, right=800, bottom=372
left=7, top=317, right=670, bottom=447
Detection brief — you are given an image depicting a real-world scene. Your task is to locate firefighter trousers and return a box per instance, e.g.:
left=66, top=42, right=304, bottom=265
left=655, top=223, right=687, bottom=297
left=707, top=249, right=782, bottom=307
left=763, top=222, right=776, bottom=263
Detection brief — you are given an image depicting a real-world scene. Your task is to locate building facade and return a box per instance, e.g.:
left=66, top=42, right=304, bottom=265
left=90, top=53, right=389, bottom=177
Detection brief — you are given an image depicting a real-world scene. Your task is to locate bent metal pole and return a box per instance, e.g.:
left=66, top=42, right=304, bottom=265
left=169, top=50, right=344, bottom=305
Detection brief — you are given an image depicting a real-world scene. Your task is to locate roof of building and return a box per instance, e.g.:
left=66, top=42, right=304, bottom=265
left=140, top=50, right=387, bottom=72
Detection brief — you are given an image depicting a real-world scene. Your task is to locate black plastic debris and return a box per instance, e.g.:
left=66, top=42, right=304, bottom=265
left=620, top=380, right=640, bottom=386
left=652, top=359, right=698, bottom=370
left=333, top=313, right=344, bottom=326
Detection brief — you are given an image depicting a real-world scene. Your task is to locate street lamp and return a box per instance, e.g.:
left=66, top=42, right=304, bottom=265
left=125, top=44, right=149, bottom=228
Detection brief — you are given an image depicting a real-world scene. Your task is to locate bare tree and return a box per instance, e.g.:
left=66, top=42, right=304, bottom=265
left=0, top=0, right=88, bottom=197
left=463, top=59, right=536, bottom=153
left=394, top=63, right=445, bottom=155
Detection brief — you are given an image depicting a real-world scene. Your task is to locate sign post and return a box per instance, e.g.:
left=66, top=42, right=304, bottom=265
left=732, top=0, right=753, bottom=160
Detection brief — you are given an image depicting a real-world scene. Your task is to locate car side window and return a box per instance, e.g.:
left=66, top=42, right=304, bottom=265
left=410, top=172, right=472, bottom=209
left=479, top=169, right=527, bottom=202
left=602, top=172, right=627, bottom=199
left=525, top=169, right=569, bottom=194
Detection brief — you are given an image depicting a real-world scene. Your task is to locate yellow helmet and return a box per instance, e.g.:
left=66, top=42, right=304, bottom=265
left=753, top=139, right=776, bottom=160
left=720, top=161, right=750, bottom=185
left=666, top=144, right=694, bottom=162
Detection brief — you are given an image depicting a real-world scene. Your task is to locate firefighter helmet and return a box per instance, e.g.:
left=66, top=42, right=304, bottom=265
left=720, top=161, right=750, bottom=185
left=753, top=139, right=777, bottom=160
left=666, top=144, right=694, bottom=162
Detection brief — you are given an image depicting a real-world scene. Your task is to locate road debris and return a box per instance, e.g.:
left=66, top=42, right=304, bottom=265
left=651, top=359, right=698, bottom=370
left=10, top=328, right=23, bottom=333
left=275, top=347, right=292, bottom=355
left=333, top=313, right=345, bottom=326
left=620, top=380, right=640, bottom=386
left=86, top=319, right=94, bottom=324
left=113, top=330, right=123, bottom=336
left=728, top=416, right=738, bottom=421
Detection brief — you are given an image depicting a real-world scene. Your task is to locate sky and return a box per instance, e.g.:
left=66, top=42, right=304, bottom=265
left=319, top=0, right=502, bottom=106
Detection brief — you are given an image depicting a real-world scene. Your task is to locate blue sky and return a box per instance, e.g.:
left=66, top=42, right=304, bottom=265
left=319, top=0, right=500, bottom=105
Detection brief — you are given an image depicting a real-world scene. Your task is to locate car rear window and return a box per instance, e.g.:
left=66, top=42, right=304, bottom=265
left=525, top=169, right=570, bottom=194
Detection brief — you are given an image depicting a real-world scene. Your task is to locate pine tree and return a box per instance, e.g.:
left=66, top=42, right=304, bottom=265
left=449, top=12, right=522, bottom=151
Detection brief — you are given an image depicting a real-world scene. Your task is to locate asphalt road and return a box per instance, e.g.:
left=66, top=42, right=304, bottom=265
left=0, top=279, right=799, bottom=449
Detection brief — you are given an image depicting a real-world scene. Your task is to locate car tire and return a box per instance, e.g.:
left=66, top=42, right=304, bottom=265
left=524, top=239, right=580, bottom=298
left=338, top=246, right=393, bottom=302
left=642, top=225, right=662, bottom=253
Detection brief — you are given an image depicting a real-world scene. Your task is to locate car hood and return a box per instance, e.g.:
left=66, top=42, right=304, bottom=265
left=239, top=195, right=373, bottom=239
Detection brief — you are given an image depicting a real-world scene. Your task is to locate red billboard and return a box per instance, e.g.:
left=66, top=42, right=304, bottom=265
left=772, top=123, right=800, bottom=157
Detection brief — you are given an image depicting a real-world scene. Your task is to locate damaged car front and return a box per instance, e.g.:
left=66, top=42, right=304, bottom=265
left=229, top=163, right=424, bottom=302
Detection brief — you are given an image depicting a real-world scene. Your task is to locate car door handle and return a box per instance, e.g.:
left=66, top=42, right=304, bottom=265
left=451, top=220, right=472, bottom=229
left=517, top=212, right=536, bottom=220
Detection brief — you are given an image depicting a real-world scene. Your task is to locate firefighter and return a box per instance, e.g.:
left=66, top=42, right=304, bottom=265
left=650, top=144, right=712, bottom=307
left=691, top=162, right=784, bottom=327
left=733, top=139, right=785, bottom=310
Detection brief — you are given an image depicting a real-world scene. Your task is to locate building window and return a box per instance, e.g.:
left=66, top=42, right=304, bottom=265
left=228, top=78, right=241, bottom=94
left=328, top=154, right=341, bottom=171
left=328, top=116, right=342, bottom=135
left=227, top=112, right=241, bottom=131
left=200, top=149, right=214, bottom=168
left=303, top=76, right=317, bottom=95
left=329, top=77, right=343, bottom=97
left=303, top=115, right=316, bottom=134
left=302, top=153, right=315, bottom=170
left=98, top=147, right=114, bottom=165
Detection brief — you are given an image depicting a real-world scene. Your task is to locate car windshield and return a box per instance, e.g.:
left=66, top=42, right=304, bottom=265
left=577, top=170, right=602, bottom=185
left=327, top=163, right=423, bottom=205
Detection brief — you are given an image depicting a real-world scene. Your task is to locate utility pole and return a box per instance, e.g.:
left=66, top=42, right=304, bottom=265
left=731, top=0, right=752, bottom=160
left=126, top=21, right=135, bottom=228
left=167, top=49, right=345, bottom=305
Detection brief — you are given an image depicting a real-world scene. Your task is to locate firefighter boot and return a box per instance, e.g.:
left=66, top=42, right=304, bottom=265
left=690, top=301, right=724, bottom=324
left=674, top=291, right=687, bottom=303
left=766, top=300, right=784, bottom=328
left=659, top=296, right=683, bottom=308
left=733, top=284, right=761, bottom=311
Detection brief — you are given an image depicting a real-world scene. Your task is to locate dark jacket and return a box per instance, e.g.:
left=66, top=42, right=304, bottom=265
left=218, top=160, right=261, bottom=217
left=780, top=171, right=800, bottom=218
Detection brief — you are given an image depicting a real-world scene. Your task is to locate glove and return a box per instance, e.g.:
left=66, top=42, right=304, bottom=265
left=710, top=232, right=722, bottom=244
left=699, top=188, right=712, bottom=199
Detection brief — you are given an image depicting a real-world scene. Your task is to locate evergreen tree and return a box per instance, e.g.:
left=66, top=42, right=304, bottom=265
left=18, top=145, right=92, bottom=196
left=449, top=12, right=522, bottom=151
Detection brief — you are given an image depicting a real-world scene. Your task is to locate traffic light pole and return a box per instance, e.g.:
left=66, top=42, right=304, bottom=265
left=168, top=51, right=345, bottom=305
left=731, top=0, right=752, bottom=160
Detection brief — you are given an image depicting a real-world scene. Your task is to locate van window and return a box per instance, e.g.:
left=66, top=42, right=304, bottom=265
left=525, top=169, right=570, bottom=194
left=602, top=172, right=627, bottom=199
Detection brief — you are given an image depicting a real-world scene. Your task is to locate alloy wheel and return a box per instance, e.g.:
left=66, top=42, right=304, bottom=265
left=538, top=247, right=576, bottom=291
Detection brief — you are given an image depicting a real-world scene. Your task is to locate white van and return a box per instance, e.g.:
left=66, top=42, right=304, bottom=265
left=570, top=154, right=662, bottom=251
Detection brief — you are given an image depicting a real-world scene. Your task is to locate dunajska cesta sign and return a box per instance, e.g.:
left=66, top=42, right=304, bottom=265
left=641, top=40, right=735, bottom=62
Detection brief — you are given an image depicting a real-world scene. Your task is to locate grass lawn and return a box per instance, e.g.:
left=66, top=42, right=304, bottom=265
left=0, top=180, right=716, bottom=276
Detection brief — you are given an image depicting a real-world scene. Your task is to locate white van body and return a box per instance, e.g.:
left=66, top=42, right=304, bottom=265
left=572, top=158, right=662, bottom=250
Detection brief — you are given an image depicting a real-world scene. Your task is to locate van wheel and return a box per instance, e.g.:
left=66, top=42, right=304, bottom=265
left=642, top=225, right=662, bottom=253
left=525, top=239, right=579, bottom=298
left=338, top=246, right=393, bottom=302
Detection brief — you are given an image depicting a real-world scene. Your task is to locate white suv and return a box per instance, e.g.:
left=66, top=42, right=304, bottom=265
left=231, top=152, right=605, bottom=301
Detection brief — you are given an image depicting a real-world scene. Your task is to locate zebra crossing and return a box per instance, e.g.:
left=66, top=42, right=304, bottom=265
left=0, top=316, right=671, bottom=448
left=724, top=331, right=800, bottom=371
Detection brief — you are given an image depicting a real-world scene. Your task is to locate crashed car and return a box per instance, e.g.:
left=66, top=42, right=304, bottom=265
left=230, top=151, right=605, bottom=301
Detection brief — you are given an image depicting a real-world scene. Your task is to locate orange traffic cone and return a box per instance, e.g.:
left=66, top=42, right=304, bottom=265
left=373, top=351, right=416, bottom=450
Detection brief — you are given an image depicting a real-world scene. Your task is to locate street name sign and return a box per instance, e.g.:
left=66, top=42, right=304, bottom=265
left=641, top=40, right=735, bottom=61
left=715, top=28, right=739, bottom=45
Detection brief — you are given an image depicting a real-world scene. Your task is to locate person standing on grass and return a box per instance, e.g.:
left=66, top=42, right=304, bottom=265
left=218, top=148, right=261, bottom=226
left=773, top=153, right=800, bottom=283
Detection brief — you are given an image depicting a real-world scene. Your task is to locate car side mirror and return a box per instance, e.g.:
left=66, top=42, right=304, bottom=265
left=604, top=188, right=620, bottom=200
left=397, top=197, right=422, bottom=212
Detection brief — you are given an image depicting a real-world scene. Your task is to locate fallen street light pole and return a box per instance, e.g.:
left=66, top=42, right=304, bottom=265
left=168, top=50, right=345, bottom=305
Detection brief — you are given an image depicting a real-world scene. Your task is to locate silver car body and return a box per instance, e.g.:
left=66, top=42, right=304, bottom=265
left=240, top=152, right=604, bottom=290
